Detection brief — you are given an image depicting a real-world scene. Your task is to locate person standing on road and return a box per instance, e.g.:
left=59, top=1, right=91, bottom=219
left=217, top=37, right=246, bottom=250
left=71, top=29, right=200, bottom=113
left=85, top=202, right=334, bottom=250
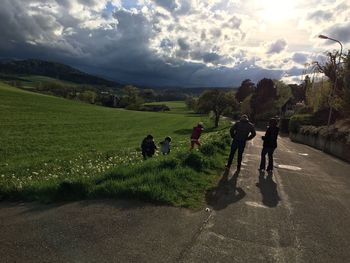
left=190, top=122, right=204, bottom=151
left=226, top=115, right=256, bottom=171
left=259, top=118, right=279, bottom=172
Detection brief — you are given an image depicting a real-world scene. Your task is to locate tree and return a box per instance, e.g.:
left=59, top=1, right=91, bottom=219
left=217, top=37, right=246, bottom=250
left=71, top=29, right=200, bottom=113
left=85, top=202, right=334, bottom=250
left=139, top=89, right=156, bottom=102
left=78, top=90, right=96, bottom=104
left=313, top=51, right=344, bottom=96
left=306, top=78, right=331, bottom=112
left=185, top=96, right=198, bottom=111
left=197, top=89, right=238, bottom=127
left=343, top=51, right=350, bottom=113
left=289, top=83, right=306, bottom=103
left=235, top=79, right=255, bottom=102
left=274, top=80, right=292, bottom=111
left=120, top=85, right=144, bottom=109
left=240, top=95, right=253, bottom=118
left=250, top=78, right=277, bottom=120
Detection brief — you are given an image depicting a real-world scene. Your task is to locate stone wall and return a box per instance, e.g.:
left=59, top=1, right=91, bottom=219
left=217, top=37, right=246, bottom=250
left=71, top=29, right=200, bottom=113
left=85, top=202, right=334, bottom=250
left=290, top=132, right=350, bottom=163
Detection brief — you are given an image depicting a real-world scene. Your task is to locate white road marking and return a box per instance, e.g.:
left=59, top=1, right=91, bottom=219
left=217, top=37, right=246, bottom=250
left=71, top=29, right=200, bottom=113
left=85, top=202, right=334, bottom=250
left=245, top=201, right=268, bottom=209
left=277, top=164, right=302, bottom=171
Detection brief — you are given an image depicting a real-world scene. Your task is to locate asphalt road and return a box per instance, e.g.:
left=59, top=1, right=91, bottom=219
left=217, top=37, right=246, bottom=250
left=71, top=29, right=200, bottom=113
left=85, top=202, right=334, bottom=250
left=1, top=133, right=350, bottom=262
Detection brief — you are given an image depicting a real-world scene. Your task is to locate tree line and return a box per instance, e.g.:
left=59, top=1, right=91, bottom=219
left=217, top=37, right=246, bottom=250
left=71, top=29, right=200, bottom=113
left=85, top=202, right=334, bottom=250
left=185, top=78, right=306, bottom=127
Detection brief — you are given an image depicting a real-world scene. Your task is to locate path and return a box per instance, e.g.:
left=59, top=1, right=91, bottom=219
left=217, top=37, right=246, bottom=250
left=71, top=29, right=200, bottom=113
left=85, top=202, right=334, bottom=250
left=1, top=133, right=350, bottom=262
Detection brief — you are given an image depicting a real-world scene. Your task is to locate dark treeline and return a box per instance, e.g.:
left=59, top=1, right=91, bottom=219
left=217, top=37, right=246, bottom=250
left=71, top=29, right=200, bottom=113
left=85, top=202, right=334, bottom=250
left=186, top=78, right=307, bottom=128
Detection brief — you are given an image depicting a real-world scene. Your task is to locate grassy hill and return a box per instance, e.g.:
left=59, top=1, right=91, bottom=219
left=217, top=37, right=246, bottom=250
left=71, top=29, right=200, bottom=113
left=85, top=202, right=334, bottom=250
left=0, top=82, right=231, bottom=207
left=0, top=59, right=120, bottom=87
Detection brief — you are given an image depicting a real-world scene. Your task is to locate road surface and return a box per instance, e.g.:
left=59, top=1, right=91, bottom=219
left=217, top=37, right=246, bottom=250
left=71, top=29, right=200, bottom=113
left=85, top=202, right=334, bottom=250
left=1, top=132, right=350, bottom=262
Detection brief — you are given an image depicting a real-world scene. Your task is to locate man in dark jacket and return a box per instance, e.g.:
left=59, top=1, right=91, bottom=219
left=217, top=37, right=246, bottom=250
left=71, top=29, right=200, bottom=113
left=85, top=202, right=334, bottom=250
left=226, top=115, right=256, bottom=171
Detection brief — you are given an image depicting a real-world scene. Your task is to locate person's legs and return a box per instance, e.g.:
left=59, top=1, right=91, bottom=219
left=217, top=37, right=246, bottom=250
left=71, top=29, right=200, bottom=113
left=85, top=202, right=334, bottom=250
left=267, top=148, right=275, bottom=171
left=190, top=140, right=195, bottom=151
left=226, top=141, right=238, bottom=167
left=236, top=141, right=246, bottom=170
left=190, top=139, right=200, bottom=151
left=259, top=147, right=268, bottom=170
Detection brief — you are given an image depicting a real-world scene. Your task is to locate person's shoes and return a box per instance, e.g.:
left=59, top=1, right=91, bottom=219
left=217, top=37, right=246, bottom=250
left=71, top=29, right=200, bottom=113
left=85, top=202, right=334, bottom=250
left=236, top=165, right=241, bottom=172
left=225, top=164, right=231, bottom=170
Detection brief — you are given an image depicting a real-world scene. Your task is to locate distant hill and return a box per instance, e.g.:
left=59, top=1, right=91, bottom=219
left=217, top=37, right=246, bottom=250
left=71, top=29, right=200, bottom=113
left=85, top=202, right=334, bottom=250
left=0, top=59, right=120, bottom=87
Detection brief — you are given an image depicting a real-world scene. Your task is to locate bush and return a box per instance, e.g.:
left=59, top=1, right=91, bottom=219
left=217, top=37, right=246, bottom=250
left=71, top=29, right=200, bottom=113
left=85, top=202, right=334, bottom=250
left=158, top=158, right=178, bottom=169
left=296, top=106, right=313, bottom=114
left=289, top=114, right=313, bottom=133
left=200, top=144, right=216, bottom=156
left=312, top=108, right=341, bottom=126
left=55, top=179, right=90, bottom=201
left=280, top=118, right=290, bottom=133
left=182, top=152, right=203, bottom=171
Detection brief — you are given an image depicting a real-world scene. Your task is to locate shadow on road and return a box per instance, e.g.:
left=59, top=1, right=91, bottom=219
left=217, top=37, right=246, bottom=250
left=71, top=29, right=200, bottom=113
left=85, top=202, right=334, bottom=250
left=206, top=169, right=246, bottom=211
left=255, top=171, right=280, bottom=207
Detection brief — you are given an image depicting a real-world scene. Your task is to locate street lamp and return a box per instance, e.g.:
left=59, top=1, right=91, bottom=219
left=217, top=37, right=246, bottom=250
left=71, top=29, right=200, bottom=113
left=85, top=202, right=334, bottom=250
left=318, top=35, right=343, bottom=59
left=318, top=34, right=343, bottom=150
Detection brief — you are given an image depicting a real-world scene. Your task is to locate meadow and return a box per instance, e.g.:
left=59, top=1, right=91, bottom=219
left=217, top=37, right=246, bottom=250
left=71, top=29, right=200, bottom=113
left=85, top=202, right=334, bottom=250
left=0, top=82, right=232, bottom=207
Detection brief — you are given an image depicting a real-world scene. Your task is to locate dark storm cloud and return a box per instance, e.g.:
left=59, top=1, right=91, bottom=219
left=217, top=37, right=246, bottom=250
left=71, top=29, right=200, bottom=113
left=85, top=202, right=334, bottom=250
left=325, top=22, right=350, bottom=43
left=292, top=53, right=308, bottom=64
left=0, top=0, right=297, bottom=87
left=177, top=38, right=190, bottom=51
left=266, top=39, right=287, bottom=54
left=202, top=53, right=221, bottom=63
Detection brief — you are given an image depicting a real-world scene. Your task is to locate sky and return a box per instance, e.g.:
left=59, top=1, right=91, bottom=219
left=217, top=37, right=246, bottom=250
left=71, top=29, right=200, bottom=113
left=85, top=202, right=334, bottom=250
left=0, top=0, right=349, bottom=87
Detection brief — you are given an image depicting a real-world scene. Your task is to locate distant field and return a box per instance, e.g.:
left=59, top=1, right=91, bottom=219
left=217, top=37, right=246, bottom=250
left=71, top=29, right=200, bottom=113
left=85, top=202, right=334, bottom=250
left=144, top=101, right=190, bottom=114
left=0, top=82, right=231, bottom=207
left=0, top=83, right=208, bottom=170
left=0, top=74, right=78, bottom=90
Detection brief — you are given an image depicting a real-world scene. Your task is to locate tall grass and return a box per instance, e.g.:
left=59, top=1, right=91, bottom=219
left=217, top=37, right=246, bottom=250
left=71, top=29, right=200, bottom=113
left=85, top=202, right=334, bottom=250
left=0, top=83, right=232, bottom=207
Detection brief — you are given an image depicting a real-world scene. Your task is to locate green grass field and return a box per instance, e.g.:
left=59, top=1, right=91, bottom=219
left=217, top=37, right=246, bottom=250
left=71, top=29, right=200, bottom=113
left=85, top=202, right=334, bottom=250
left=0, top=74, right=78, bottom=90
left=0, top=82, right=232, bottom=207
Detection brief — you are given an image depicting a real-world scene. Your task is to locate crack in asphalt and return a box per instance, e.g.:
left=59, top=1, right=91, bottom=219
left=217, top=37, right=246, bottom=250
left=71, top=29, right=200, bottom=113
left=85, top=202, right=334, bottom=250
left=176, top=209, right=216, bottom=263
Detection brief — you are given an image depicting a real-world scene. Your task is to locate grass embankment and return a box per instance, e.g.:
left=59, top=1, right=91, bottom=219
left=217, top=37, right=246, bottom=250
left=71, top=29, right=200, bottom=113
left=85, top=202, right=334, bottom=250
left=0, top=83, right=231, bottom=207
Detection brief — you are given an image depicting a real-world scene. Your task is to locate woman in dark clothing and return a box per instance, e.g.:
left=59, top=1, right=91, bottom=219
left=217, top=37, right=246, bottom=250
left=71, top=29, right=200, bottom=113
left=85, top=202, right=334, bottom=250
left=259, top=118, right=279, bottom=172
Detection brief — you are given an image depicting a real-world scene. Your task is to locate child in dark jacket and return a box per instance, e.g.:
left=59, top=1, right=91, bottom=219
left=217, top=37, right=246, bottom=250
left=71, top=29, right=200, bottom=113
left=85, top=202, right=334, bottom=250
left=141, top=135, right=157, bottom=159
left=190, top=122, right=204, bottom=150
left=259, top=118, right=279, bottom=172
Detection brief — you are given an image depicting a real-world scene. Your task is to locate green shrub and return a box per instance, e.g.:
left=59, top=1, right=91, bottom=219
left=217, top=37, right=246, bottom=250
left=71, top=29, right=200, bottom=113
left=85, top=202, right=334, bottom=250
left=289, top=114, right=313, bottom=133
left=200, top=144, right=216, bottom=156
left=182, top=152, right=203, bottom=171
left=55, top=179, right=91, bottom=201
left=158, top=158, right=178, bottom=169
left=296, top=106, right=313, bottom=114
left=280, top=118, right=290, bottom=133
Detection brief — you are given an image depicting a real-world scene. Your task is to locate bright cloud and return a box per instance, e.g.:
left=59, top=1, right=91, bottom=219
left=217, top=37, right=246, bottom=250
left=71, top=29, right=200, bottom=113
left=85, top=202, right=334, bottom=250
left=0, top=0, right=348, bottom=87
